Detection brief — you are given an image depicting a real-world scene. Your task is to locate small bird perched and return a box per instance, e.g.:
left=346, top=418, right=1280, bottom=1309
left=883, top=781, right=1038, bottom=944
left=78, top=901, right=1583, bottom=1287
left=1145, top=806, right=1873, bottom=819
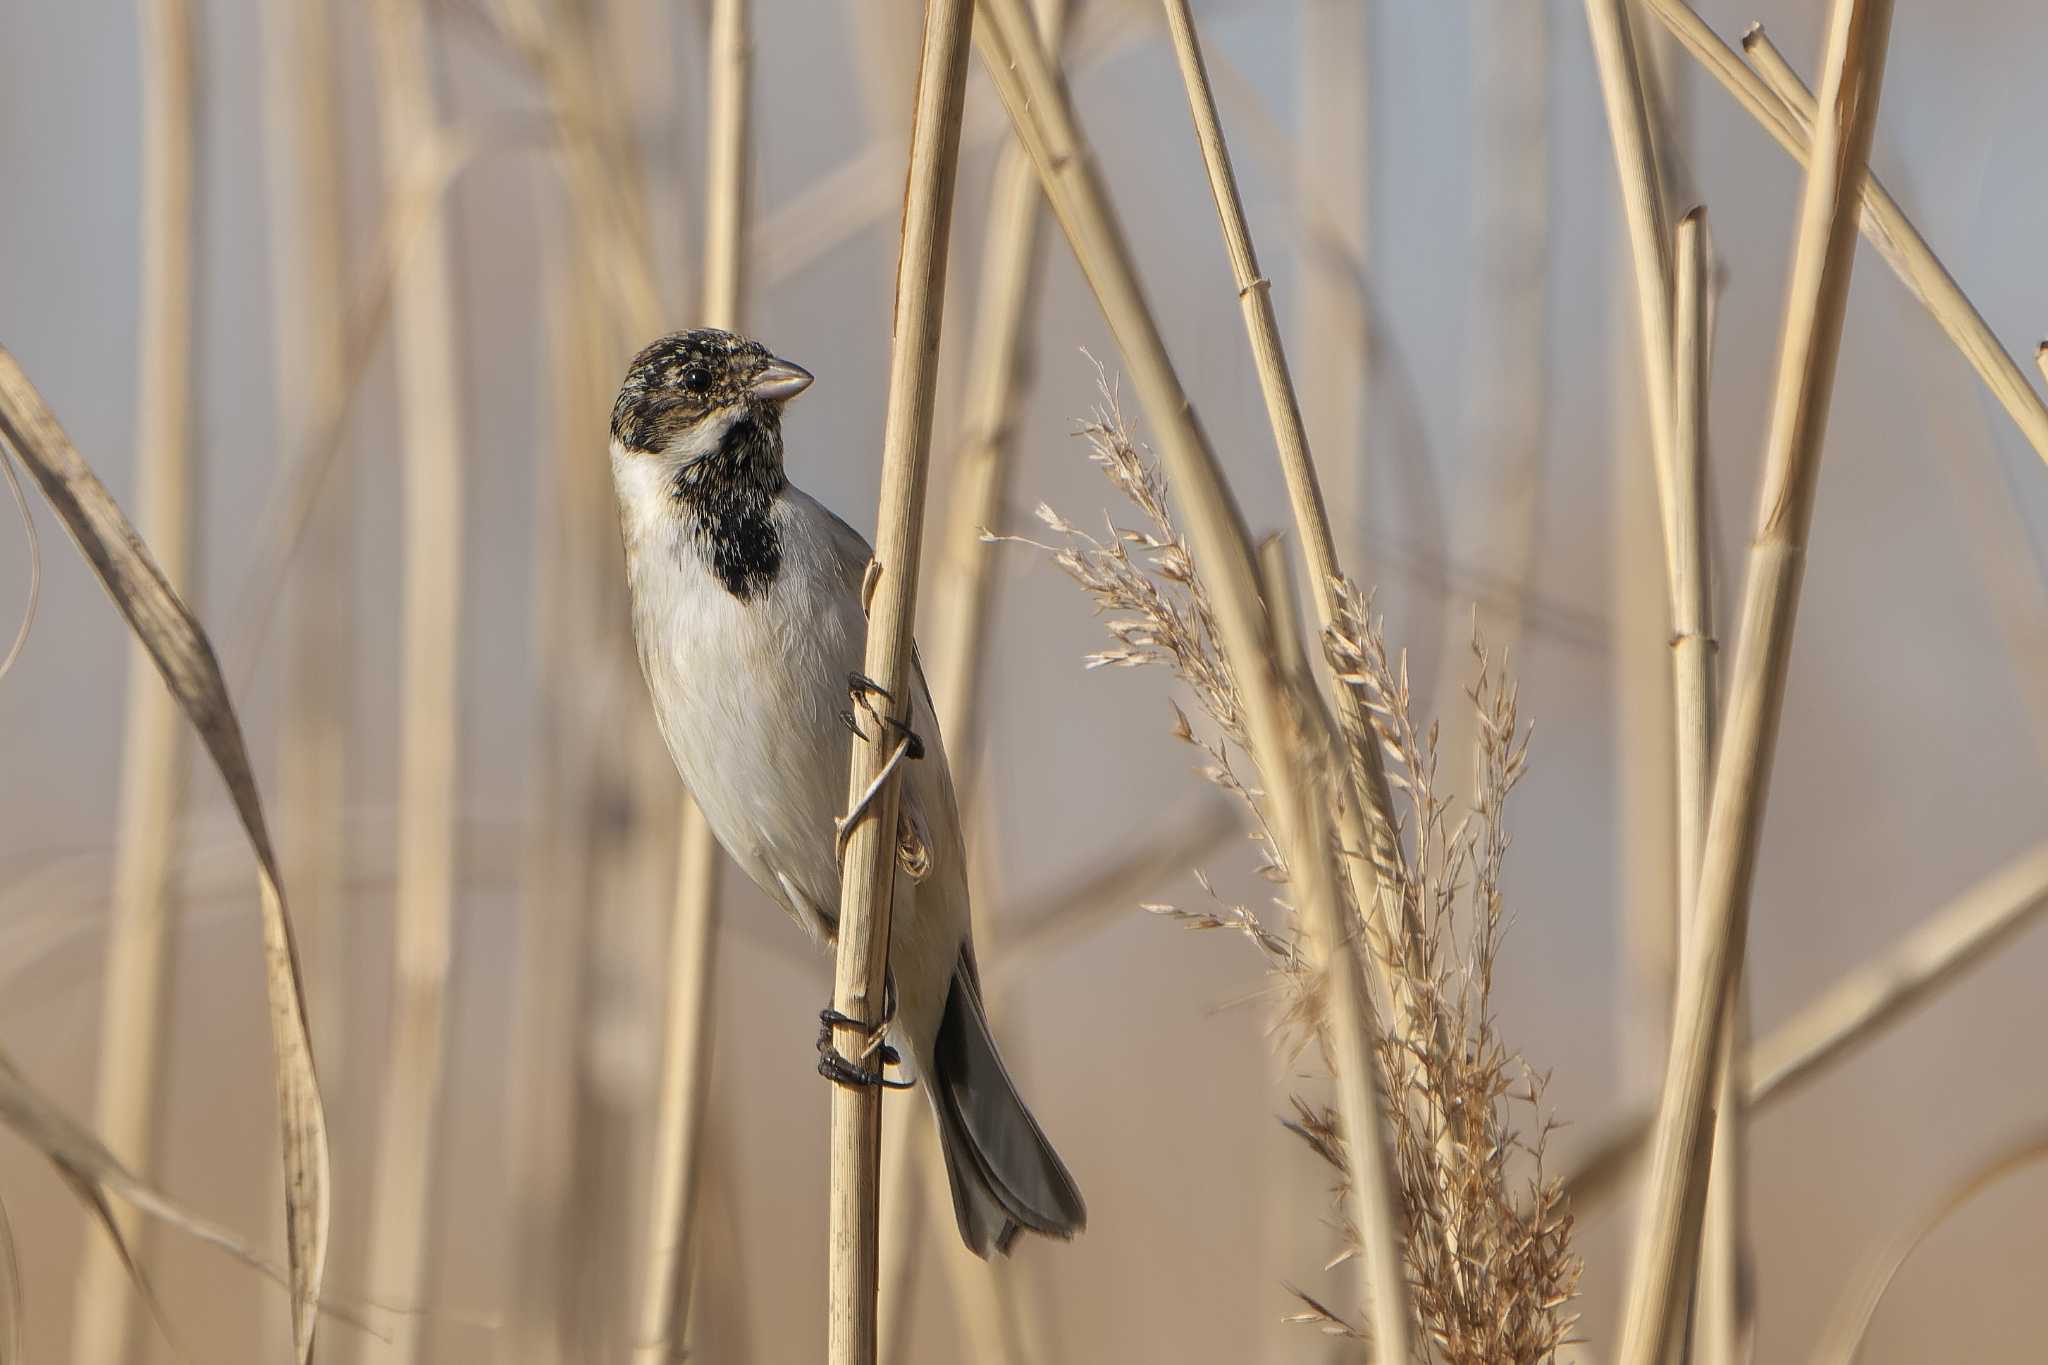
left=608, top=328, right=1086, bottom=1257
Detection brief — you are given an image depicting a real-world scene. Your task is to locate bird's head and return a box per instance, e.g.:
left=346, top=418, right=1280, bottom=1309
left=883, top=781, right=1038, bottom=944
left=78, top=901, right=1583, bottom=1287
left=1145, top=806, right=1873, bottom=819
left=609, top=328, right=814, bottom=484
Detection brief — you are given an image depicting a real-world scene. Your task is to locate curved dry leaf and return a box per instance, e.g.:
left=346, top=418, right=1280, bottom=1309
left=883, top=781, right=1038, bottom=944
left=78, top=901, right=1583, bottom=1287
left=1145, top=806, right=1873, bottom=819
left=1813, top=1129, right=2048, bottom=1364
left=0, top=348, right=329, bottom=1364
left=0, top=447, right=38, bottom=684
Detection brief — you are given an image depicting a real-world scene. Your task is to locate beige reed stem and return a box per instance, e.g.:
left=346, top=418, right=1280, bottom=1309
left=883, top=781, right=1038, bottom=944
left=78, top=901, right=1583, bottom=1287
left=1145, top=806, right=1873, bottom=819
left=1582, top=0, right=1678, bottom=576
left=1615, top=2, right=1895, bottom=1359
left=72, top=2, right=196, bottom=1360
left=633, top=3, right=748, bottom=1359
left=1155, top=0, right=1414, bottom=1038
left=969, top=0, right=1414, bottom=1352
left=826, top=2, right=974, bottom=1360
left=1638, top=0, right=2048, bottom=472
left=1672, top=208, right=1748, bottom=1365
left=878, top=2, right=1069, bottom=1359
left=359, top=0, right=468, bottom=1359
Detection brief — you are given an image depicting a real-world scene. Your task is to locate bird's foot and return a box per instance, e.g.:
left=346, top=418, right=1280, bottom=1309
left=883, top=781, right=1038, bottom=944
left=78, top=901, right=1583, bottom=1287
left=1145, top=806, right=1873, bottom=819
left=817, top=1005, right=914, bottom=1091
left=845, top=673, right=924, bottom=760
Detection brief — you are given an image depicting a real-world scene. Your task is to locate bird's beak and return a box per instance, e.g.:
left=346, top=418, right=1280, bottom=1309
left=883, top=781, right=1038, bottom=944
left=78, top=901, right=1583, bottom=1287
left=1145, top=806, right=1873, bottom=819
left=750, top=356, right=814, bottom=403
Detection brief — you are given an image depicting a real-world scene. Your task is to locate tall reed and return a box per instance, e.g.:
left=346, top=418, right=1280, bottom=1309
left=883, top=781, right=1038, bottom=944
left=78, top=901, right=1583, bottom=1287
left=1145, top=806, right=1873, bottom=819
left=72, top=0, right=196, bottom=1358
left=826, top=3, right=974, bottom=1361
left=358, top=0, right=468, bottom=1358
left=1616, top=2, right=1895, bottom=1357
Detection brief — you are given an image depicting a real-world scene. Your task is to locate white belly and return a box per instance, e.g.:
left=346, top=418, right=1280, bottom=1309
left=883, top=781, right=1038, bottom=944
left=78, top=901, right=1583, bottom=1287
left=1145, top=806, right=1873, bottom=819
left=624, top=498, right=863, bottom=939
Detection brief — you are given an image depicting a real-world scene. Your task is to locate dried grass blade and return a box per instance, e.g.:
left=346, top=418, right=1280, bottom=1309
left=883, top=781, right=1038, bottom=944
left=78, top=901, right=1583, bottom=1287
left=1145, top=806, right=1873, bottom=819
left=0, top=347, right=330, bottom=1364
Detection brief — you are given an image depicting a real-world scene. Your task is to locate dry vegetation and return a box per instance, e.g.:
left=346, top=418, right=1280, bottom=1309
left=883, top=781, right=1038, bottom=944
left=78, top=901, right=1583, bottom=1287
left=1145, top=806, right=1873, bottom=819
left=0, top=0, right=2045, bottom=1363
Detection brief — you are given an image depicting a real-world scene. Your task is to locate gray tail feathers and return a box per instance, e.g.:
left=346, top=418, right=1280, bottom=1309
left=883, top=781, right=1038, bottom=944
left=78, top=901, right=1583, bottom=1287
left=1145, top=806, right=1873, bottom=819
left=928, top=961, right=1087, bottom=1258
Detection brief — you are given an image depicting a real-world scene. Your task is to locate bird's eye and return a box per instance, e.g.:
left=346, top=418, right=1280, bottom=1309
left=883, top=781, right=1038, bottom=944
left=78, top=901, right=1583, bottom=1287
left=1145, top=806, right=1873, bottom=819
left=681, top=365, right=713, bottom=393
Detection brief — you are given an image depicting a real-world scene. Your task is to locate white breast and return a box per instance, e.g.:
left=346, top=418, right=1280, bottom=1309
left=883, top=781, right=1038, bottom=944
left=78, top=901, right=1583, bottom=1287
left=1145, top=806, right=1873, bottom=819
left=613, top=449, right=865, bottom=940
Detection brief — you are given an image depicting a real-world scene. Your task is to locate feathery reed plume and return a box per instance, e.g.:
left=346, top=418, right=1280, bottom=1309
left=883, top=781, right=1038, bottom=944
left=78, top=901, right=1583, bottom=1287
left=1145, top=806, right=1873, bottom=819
left=0, top=347, right=332, bottom=1363
left=1634, top=0, right=2048, bottom=472
left=969, top=1, right=1415, bottom=1345
left=358, top=0, right=469, bottom=1359
left=826, top=3, right=974, bottom=1360
left=74, top=0, right=196, bottom=1357
left=1011, top=385, right=1580, bottom=1362
left=633, top=2, right=747, bottom=1359
left=1615, top=2, right=1895, bottom=1357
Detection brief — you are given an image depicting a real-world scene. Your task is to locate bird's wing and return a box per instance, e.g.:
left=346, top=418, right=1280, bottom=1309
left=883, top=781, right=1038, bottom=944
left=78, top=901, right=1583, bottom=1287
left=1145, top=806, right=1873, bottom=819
left=809, top=496, right=975, bottom=932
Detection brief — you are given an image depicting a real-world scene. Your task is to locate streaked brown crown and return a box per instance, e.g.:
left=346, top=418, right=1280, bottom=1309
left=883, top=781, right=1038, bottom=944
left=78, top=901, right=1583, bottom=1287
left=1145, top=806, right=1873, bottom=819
left=611, top=328, right=776, bottom=454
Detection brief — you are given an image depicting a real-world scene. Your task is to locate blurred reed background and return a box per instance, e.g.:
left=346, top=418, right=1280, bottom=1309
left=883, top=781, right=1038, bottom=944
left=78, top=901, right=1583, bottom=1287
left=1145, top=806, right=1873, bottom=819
left=2, top=0, right=2046, bottom=1361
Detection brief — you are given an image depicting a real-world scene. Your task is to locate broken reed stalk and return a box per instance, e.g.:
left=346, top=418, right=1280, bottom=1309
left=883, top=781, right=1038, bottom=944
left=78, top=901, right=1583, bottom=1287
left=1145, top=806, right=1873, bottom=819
left=1636, top=0, right=2048, bottom=473
left=72, top=1, right=196, bottom=1359
left=968, top=0, right=1414, bottom=1352
left=827, top=3, right=974, bottom=1361
left=1582, top=0, right=1679, bottom=577
left=878, top=2, right=1068, bottom=1359
left=633, top=2, right=747, bottom=1359
left=1565, top=838, right=2048, bottom=1207
left=1672, top=209, right=1746, bottom=1365
left=1615, top=3, right=1895, bottom=1359
left=359, top=0, right=468, bottom=1359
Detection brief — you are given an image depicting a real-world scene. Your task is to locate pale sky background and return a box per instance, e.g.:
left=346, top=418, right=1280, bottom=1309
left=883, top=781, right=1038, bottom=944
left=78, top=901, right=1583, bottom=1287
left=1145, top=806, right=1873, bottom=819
left=2, top=1, right=2046, bottom=1361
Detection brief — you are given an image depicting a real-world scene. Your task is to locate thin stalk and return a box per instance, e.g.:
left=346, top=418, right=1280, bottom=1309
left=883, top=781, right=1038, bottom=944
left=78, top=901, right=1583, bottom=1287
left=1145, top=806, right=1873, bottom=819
left=1155, top=0, right=1411, bottom=1035
left=969, top=0, right=1413, bottom=1352
left=359, top=0, right=468, bottom=1359
left=73, top=1, right=196, bottom=1359
left=1673, top=209, right=1746, bottom=1365
left=1638, top=0, right=2048, bottom=472
left=1615, top=4, right=1895, bottom=1359
left=826, top=3, right=975, bottom=1361
left=633, top=2, right=746, bottom=1358
left=1583, top=0, right=1679, bottom=577
left=878, top=2, right=1068, bottom=1359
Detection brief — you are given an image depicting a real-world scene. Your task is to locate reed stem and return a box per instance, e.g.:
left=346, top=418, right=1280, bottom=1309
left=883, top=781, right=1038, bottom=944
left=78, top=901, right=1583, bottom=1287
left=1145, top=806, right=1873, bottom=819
left=1616, top=4, right=1894, bottom=1357
left=827, top=3, right=975, bottom=1360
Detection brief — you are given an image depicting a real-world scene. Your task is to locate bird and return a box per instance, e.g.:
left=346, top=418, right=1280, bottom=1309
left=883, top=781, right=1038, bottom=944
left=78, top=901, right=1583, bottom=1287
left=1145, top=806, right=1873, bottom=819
left=607, top=327, right=1086, bottom=1257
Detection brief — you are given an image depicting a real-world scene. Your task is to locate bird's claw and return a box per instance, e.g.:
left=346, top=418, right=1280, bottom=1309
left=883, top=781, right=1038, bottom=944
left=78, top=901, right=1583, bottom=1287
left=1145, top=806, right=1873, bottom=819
left=817, top=1005, right=913, bottom=1091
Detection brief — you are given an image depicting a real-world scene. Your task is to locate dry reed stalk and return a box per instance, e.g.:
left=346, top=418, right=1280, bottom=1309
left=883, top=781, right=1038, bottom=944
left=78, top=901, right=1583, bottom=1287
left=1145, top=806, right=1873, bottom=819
left=1565, top=839, right=2048, bottom=1208
left=878, top=2, right=1069, bottom=1358
left=1294, top=0, right=1369, bottom=544
left=1672, top=209, right=1747, bottom=1365
left=1155, top=0, right=1414, bottom=1049
left=826, top=3, right=975, bottom=1361
left=1635, top=1, right=2048, bottom=473
left=967, top=2, right=1415, bottom=1350
left=1615, top=3, right=1895, bottom=1358
left=632, top=3, right=747, bottom=1358
left=1812, top=1129, right=2048, bottom=1365
left=72, top=1, right=196, bottom=1358
left=359, top=0, right=469, bottom=1358
left=0, top=348, right=331, bottom=1362
left=1582, top=0, right=1679, bottom=576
